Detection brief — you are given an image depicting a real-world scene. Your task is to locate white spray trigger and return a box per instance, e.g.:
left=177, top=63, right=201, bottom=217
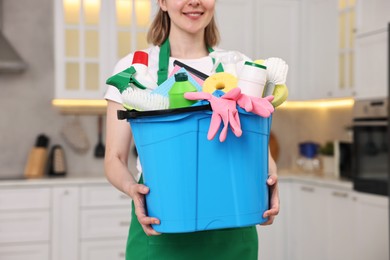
left=209, top=51, right=244, bottom=76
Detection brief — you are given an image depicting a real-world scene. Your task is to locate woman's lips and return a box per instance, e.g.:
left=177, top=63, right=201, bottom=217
left=183, top=12, right=204, bottom=18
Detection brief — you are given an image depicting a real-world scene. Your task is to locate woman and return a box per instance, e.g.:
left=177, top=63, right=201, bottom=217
left=104, top=0, right=280, bottom=259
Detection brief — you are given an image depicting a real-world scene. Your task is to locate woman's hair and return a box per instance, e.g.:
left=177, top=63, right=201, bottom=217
left=146, top=8, right=220, bottom=47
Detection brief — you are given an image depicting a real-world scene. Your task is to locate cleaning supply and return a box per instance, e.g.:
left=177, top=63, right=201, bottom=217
left=106, top=51, right=157, bottom=93
left=152, top=67, right=202, bottom=97
left=269, top=84, right=289, bottom=107
left=122, top=87, right=169, bottom=111
left=237, top=61, right=267, bottom=98
left=168, top=72, right=198, bottom=109
left=202, top=72, right=238, bottom=94
left=236, top=94, right=274, bottom=118
left=255, top=57, right=288, bottom=101
left=209, top=50, right=244, bottom=76
left=130, top=51, right=157, bottom=90
left=24, top=134, right=50, bottom=178
left=184, top=88, right=242, bottom=142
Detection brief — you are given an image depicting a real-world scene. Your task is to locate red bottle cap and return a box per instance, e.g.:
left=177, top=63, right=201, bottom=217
left=132, top=51, right=148, bottom=66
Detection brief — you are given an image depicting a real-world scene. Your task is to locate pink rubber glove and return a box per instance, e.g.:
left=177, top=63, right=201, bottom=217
left=237, top=94, right=274, bottom=118
left=184, top=88, right=242, bottom=142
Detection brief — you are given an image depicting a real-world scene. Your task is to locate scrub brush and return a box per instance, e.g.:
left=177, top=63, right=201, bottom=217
left=122, top=87, right=169, bottom=111
left=259, top=57, right=289, bottom=97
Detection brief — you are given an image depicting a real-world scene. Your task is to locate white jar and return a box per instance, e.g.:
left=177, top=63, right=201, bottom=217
left=237, top=61, right=267, bottom=97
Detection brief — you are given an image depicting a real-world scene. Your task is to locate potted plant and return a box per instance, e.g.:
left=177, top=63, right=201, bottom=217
left=319, top=141, right=336, bottom=177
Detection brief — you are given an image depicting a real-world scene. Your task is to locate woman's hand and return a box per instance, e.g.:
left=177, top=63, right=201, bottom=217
left=261, top=173, right=280, bottom=225
left=261, top=151, right=280, bottom=225
left=125, top=182, right=161, bottom=236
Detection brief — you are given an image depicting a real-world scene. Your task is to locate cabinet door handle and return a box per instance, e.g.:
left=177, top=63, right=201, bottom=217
left=332, top=191, right=348, bottom=198
left=300, top=186, right=315, bottom=192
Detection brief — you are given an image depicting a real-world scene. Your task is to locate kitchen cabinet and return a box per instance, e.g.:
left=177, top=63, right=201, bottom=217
left=253, top=0, right=302, bottom=101
left=54, top=0, right=156, bottom=102
left=0, top=244, right=50, bottom=260
left=355, top=0, right=390, bottom=36
left=217, top=0, right=342, bottom=101
left=258, top=177, right=388, bottom=260
left=257, top=181, right=291, bottom=260
left=290, top=182, right=329, bottom=260
left=51, top=186, right=80, bottom=260
left=215, top=0, right=256, bottom=58
left=353, top=0, right=389, bottom=99
left=0, top=180, right=131, bottom=260
left=327, top=188, right=356, bottom=260
left=79, top=184, right=130, bottom=260
left=354, top=29, right=388, bottom=99
left=354, top=191, right=389, bottom=260
left=300, top=0, right=339, bottom=100
left=0, top=187, right=51, bottom=260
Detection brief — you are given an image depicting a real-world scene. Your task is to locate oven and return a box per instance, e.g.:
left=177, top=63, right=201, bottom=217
left=352, top=99, right=388, bottom=196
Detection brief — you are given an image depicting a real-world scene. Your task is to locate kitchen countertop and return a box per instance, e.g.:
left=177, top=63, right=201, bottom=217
left=0, top=171, right=353, bottom=190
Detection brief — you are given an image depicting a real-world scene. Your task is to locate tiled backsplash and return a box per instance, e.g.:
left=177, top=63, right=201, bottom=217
left=272, top=106, right=353, bottom=169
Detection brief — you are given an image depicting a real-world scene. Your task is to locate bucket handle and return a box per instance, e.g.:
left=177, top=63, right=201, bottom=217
left=117, top=104, right=212, bottom=120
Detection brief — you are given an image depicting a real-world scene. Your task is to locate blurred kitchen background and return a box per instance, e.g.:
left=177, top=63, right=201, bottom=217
left=0, top=0, right=357, bottom=178
left=0, top=0, right=388, bottom=259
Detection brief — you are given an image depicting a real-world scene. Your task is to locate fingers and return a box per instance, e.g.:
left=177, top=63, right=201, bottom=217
left=132, top=184, right=161, bottom=236
left=207, top=113, right=222, bottom=140
left=261, top=174, right=280, bottom=226
left=267, top=173, right=278, bottom=186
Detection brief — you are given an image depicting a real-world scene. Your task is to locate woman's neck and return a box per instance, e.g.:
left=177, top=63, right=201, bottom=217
left=168, top=32, right=208, bottom=59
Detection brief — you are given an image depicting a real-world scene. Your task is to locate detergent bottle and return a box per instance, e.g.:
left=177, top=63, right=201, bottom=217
left=237, top=61, right=267, bottom=98
left=168, top=72, right=198, bottom=109
left=130, top=51, right=157, bottom=90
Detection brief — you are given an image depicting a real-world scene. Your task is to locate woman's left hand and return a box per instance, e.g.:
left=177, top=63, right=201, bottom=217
left=261, top=173, right=280, bottom=225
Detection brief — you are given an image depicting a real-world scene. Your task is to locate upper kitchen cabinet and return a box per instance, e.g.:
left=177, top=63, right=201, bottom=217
left=53, top=0, right=156, bottom=111
left=254, top=0, right=302, bottom=101
left=299, top=0, right=340, bottom=100
left=353, top=0, right=389, bottom=100
left=215, top=0, right=256, bottom=57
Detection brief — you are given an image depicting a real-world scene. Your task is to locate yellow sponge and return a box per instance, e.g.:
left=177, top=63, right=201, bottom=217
left=202, top=72, right=238, bottom=94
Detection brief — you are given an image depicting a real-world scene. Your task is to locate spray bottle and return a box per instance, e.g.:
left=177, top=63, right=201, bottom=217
left=209, top=50, right=244, bottom=76
left=129, top=51, right=157, bottom=90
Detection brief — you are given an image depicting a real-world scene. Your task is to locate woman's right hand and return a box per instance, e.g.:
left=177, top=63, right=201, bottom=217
left=126, top=182, right=161, bottom=236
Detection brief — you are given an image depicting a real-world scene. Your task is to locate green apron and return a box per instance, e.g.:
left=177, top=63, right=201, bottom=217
left=125, top=39, right=258, bottom=260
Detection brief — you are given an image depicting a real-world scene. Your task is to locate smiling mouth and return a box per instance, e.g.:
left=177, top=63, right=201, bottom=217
left=183, top=12, right=204, bottom=17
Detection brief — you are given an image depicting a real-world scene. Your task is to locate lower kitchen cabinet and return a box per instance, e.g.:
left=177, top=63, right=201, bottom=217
left=81, top=240, right=127, bottom=260
left=0, top=181, right=131, bottom=260
left=327, top=188, right=356, bottom=260
left=261, top=178, right=389, bottom=260
left=0, top=187, right=51, bottom=260
left=354, top=192, right=389, bottom=260
left=0, top=177, right=388, bottom=260
left=290, top=182, right=329, bottom=260
left=257, top=181, right=290, bottom=260
left=0, top=244, right=50, bottom=260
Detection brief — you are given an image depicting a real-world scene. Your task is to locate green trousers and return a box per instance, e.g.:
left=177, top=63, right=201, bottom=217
left=125, top=200, right=259, bottom=260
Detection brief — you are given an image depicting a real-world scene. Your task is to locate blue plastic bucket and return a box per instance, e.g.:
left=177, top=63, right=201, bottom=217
left=118, top=105, right=271, bottom=233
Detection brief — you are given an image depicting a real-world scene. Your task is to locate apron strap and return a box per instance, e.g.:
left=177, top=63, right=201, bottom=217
left=157, top=38, right=224, bottom=85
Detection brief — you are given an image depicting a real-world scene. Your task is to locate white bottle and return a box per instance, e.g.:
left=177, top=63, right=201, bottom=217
left=237, top=61, right=267, bottom=97
left=131, top=51, right=157, bottom=90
